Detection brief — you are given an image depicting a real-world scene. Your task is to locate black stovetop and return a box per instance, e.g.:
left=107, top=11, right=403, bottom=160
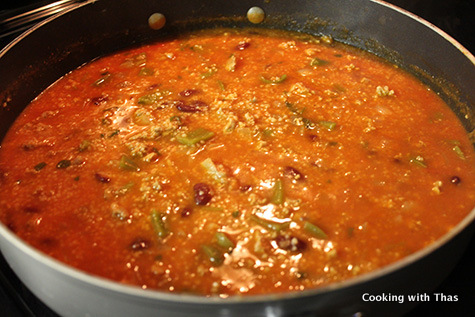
left=0, top=1, right=474, bottom=316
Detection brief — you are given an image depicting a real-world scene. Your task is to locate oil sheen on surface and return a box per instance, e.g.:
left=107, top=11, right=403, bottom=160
left=0, top=29, right=474, bottom=296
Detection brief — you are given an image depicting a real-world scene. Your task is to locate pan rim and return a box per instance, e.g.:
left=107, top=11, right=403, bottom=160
left=0, top=0, right=474, bottom=307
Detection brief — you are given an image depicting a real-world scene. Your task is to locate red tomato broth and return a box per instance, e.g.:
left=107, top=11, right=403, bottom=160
left=0, top=29, right=474, bottom=296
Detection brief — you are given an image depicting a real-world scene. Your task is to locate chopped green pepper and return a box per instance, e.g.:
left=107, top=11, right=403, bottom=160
left=200, top=69, right=216, bottom=79
left=119, top=155, right=140, bottom=171
left=137, top=90, right=170, bottom=105
left=453, top=145, right=466, bottom=160
left=108, top=129, right=120, bottom=138
left=139, top=67, right=154, bottom=76
left=332, top=83, right=346, bottom=93
left=303, top=221, right=328, bottom=239
left=34, top=162, right=47, bottom=171
left=409, top=155, right=427, bottom=168
left=215, top=232, right=234, bottom=251
left=176, top=128, right=214, bottom=146
left=56, top=160, right=71, bottom=169
left=285, top=101, right=304, bottom=115
left=262, top=128, right=274, bottom=137
left=190, top=44, right=204, bottom=52
left=170, top=115, right=182, bottom=124
left=250, top=214, right=290, bottom=231
left=318, top=120, right=337, bottom=131
left=285, top=103, right=335, bottom=131
left=260, top=74, right=287, bottom=85
left=131, top=52, right=147, bottom=66
left=310, top=58, right=330, bottom=67
left=92, top=73, right=111, bottom=86
left=151, top=210, right=169, bottom=238
left=119, top=182, right=134, bottom=194
left=201, top=244, right=224, bottom=266
left=217, top=80, right=226, bottom=91
left=302, top=117, right=316, bottom=129
left=271, top=179, right=284, bottom=205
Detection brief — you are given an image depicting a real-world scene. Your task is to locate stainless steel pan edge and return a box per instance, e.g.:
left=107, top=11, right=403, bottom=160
left=0, top=0, right=474, bottom=316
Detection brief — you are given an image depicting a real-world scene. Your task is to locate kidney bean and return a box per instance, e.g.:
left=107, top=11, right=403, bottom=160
left=284, top=166, right=304, bottom=181
left=175, top=100, right=208, bottom=113
left=147, top=84, right=160, bottom=91
left=274, top=235, right=307, bottom=253
left=130, top=238, right=151, bottom=251
left=34, top=162, right=47, bottom=171
left=90, top=95, right=109, bottom=105
left=236, top=42, right=250, bottom=50
left=181, top=206, right=193, bottom=217
left=307, top=134, right=319, bottom=142
left=176, top=103, right=198, bottom=112
left=239, top=184, right=252, bottom=192
left=178, top=89, right=200, bottom=97
left=95, top=173, right=111, bottom=183
left=450, top=176, right=461, bottom=185
left=193, top=183, right=213, bottom=205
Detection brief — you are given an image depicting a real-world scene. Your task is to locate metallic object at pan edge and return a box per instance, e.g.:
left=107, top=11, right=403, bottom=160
left=0, top=0, right=474, bottom=316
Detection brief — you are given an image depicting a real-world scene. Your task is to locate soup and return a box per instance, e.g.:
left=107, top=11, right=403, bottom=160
left=0, top=29, right=474, bottom=296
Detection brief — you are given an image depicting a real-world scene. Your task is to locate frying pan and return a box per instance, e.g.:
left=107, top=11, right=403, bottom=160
left=0, top=0, right=474, bottom=316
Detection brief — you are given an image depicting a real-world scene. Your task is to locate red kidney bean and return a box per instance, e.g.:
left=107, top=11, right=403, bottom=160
left=274, top=235, right=307, bottom=253
left=236, top=42, right=250, bottom=50
left=175, top=100, right=209, bottom=113
left=193, top=183, right=213, bottom=205
left=95, top=173, right=111, bottom=183
left=176, top=103, right=197, bottom=112
left=147, top=84, right=160, bottom=90
left=239, top=184, right=252, bottom=192
left=284, top=166, right=304, bottom=181
left=181, top=206, right=193, bottom=217
left=450, top=176, right=461, bottom=185
left=91, top=95, right=109, bottom=105
left=130, top=238, right=151, bottom=251
left=307, top=134, right=319, bottom=142
left=178, top=89, right=200, bottom=97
